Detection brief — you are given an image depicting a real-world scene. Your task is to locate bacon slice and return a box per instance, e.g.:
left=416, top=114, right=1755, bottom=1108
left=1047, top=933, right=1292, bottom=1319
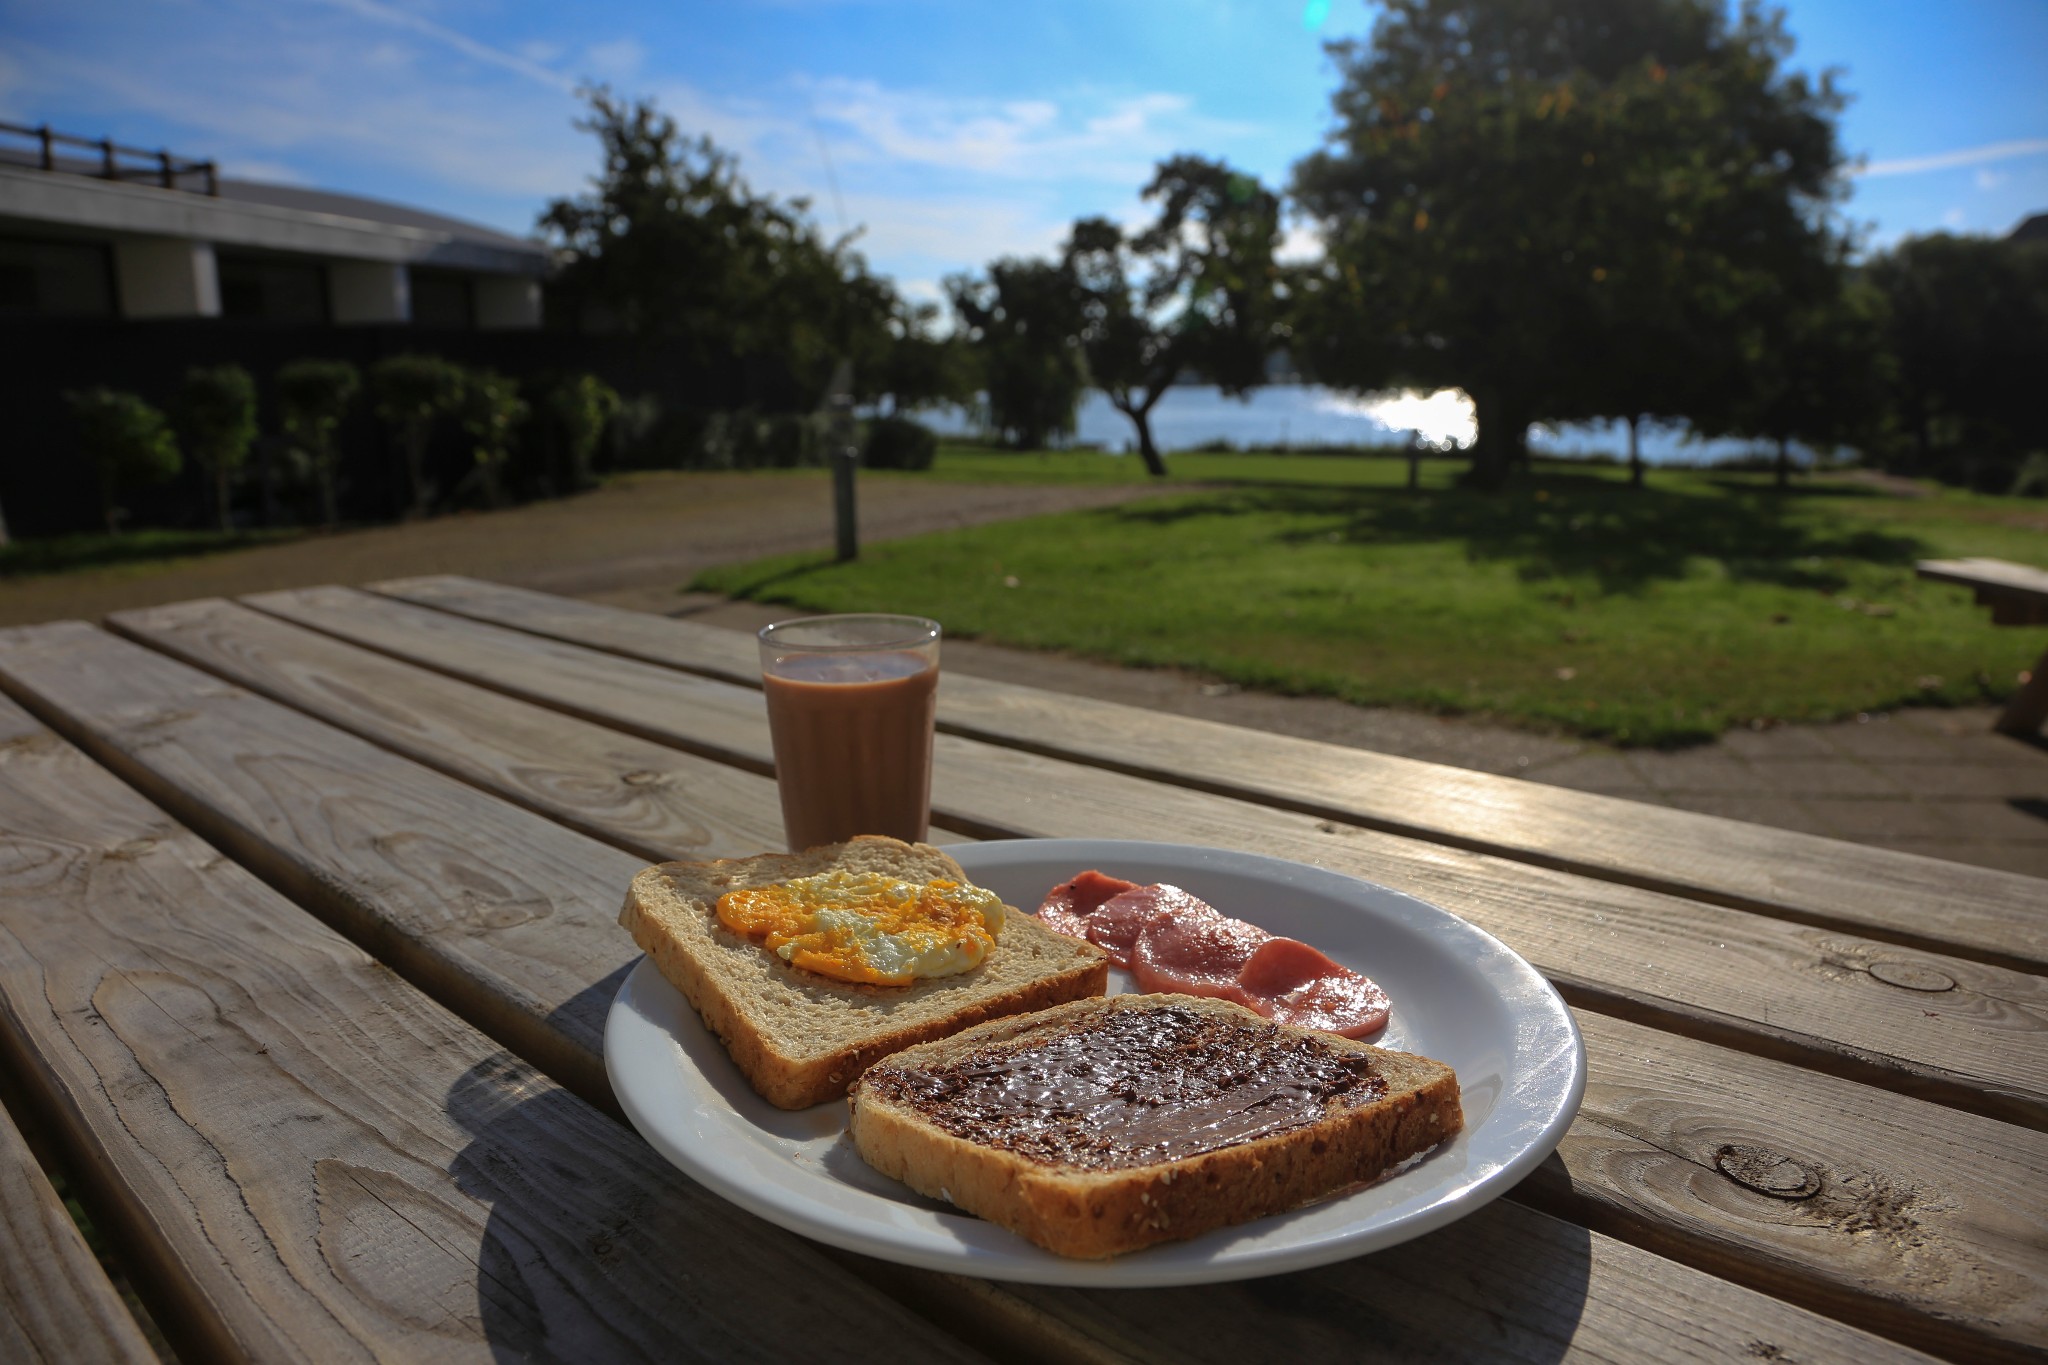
left=1129, top=909, right=1270, bottom=1003
left=1086, top=884, right=1215, bottom=967
left=1238, top=937, right=1391, bottom=1037
left=1035, top=870, right=1139, bottom=941
left=1031, top=871, right=1391, bottom=1037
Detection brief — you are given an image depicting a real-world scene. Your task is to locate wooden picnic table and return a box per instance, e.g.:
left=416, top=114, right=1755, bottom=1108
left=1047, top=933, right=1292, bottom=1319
left=0, top=575, right=2042, bottom=1363
left=1917, top=556, right=2048, bottom=736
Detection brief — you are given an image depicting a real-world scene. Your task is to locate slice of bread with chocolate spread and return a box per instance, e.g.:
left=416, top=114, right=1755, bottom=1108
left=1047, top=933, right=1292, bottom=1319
left=620, top=836, right=1110, bottom=1109
left=848, top=993, right=1462, bottom=1258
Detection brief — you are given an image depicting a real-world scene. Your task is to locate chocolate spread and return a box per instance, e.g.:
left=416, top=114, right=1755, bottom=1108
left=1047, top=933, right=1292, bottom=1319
left=859, top=1005, right=1388, bottom=1171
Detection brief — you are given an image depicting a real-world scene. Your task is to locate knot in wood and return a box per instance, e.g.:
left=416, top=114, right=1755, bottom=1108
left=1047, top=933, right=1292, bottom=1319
left=1866, top=959, right=1955, bottom=992
left=1715, top=1144, right=1821, bottom=1199
left=620, top=770, right=665, bottom=787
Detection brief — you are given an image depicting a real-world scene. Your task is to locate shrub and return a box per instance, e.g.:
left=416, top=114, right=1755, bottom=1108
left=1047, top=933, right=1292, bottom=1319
left=456, top=368, right=528, bottom=508
left=369, top=354, right=466, bottom=517
left=176, top=365, right=259, bottom=532
left=64, top=388, right=181, bottom=534
left=277, top=359, right=361, bottom=527
left=862, top=415, right=938, bottom=471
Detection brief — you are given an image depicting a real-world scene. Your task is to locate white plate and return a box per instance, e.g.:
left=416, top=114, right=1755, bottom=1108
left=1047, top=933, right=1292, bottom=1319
left=605, top=839, right=1584, bottom=1286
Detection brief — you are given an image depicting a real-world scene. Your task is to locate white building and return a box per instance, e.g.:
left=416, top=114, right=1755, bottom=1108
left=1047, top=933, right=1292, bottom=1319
left=0, top=126, right=548, bottom=328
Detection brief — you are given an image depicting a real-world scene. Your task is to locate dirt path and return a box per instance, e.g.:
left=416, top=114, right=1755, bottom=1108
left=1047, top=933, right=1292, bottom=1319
left=0, top=471, right=1158, bottom=627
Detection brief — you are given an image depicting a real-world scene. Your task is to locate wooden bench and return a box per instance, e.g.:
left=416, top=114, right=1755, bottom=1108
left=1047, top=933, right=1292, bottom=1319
left=1917, top=557, right=2048, bottom=735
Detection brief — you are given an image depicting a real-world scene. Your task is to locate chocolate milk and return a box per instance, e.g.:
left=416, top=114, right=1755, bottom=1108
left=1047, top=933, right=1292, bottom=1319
left=762, top=650, right=938, bottom=849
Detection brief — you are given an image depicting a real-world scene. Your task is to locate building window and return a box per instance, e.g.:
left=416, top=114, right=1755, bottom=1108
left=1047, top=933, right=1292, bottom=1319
left=0, top=238, right=115, bottom=317
left=217, top=255, right=328, bottom=323
left=410, top=270, right=474, bottom=329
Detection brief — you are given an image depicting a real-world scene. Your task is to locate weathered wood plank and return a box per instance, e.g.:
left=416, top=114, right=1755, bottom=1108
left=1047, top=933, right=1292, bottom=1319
left=0, top=693, right=992, bottom=1365
left=1534, top=1013, right=2048, bottom=1362
left=0, top=657, right=1943, bottom=1365
left=983, top=1198, right=1939, bottom=1364
left=0, top=620, right=652, bottom=1115
left=108, top=596, right=791, bottom=862
left=368, top=575, right=2048, bottom=975
left=0, top=1097, right=157, bottom=1365
left=127, top=597, right=2048, bottom=1353
left=1918, top=556, right=2048, bottom=602
left=235, top=588, right=2048, bottom=1133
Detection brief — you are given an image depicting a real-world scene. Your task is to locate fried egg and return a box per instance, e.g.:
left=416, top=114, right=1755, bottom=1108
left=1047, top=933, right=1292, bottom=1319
left=716, top=870, right=1008, bottom=986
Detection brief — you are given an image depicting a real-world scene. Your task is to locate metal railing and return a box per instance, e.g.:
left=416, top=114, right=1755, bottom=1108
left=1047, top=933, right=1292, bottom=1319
left=0, top=120, right=218, bottom=195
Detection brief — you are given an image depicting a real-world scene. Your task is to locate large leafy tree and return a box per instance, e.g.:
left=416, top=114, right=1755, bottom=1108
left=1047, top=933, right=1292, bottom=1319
left=1065, top=157, right=1284, bottom=476
left=540, top=89, right=897, bottom=405
left=1291, top=0, right=1850, bottom=487
left=1866, top=233, right=2048, bottom=489
left=945, top=259, right=1088, bottom=449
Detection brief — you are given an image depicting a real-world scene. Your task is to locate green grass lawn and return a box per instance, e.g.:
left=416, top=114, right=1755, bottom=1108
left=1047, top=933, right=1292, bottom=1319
left=701, top=452, right=2048, bottom=746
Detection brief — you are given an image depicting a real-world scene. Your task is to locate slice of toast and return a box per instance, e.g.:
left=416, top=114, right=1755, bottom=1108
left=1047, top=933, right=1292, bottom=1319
left=620, top=836, right=1109, bottom=1109
left=848, top=994, right=1462, bottom=1258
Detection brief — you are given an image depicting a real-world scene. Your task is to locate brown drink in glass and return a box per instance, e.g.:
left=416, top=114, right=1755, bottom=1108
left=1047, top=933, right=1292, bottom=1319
left=758, top=614, right=941, bottom=850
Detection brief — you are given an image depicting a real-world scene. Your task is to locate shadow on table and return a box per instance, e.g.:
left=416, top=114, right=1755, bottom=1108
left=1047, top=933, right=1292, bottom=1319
left=440, top=995, right=1593, bottom=1365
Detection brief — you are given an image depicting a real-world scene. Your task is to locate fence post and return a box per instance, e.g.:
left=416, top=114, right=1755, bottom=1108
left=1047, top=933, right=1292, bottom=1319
left=38, top=124, right=53, bottom=171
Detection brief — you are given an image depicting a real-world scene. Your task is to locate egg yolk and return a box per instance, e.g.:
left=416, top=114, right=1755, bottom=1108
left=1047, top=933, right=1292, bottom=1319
left=715, top=870, right=1007, bottom=986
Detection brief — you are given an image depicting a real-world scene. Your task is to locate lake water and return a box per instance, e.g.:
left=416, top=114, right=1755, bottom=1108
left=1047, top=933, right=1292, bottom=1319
left=919, top=384, right=1794, bottom=466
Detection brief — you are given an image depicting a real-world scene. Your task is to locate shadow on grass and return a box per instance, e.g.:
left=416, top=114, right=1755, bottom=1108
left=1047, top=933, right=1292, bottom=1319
left=1108, top=472, right=1927, bottom=593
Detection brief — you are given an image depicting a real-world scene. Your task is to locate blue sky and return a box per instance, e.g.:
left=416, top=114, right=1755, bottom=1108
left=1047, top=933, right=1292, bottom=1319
left=4, top=0, right=2045, bottom=303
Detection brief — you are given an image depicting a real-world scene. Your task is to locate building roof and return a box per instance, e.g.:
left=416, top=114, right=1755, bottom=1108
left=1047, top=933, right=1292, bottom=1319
left=0, top=154, right=549, bottom=275
left=2010, top=213, right=2048, bottom=244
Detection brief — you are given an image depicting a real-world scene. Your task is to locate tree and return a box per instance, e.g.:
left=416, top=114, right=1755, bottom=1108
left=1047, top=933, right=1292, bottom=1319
left=535, top=372, right=620, bottom=493
left=177, top=365, right=258, bottom=531
left=945, top=259, right=1087, bottom=449
left=456, top=369, right=529, bottom=508
left=1866, top=233, right=2048, bottom=489
left=1291, top=0, right=1850, bottom=488
left=1064, top=157, right=1283, bottom=476
left=1702, top=269, right=1891, bottom=487
left=540, top=88, right=898, bottom=405
left=65, top=389, right=181, bottom=534
left=277, top=359, right=361, bottom=527
left=369, top=354, right=465, bottom=518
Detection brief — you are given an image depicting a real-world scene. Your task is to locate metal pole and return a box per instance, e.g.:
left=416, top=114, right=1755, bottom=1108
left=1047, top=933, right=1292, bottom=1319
left=830, top=387, right=858, bottom=561
left=38, top=125, right=52, bottom=171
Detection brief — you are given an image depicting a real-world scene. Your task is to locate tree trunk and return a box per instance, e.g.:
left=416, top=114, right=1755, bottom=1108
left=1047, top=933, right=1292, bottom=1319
left=1465, top=386, right=1525, bottom=490
left=1627, top=414, right=1643, bottom=489
left=1407, top=446, right=1421, bottom=491
left=1118, top=395, right=1169, bottom=477
left=100, top=486, right=118, bottom=536
left=215, top=462, right=232, bottom=533
left=0, top=495, right=10, bottom=548
left=1775, top=435, right=1791, bottom=490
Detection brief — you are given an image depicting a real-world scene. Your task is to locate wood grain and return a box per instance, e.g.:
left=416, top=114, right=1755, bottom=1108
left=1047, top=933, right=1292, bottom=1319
left=0, top=693, right=993, bottom=1365
left=0, top=698, right=1942, bottom=1365
left=108, top=596, right=791, bottom=862
left=0, top=1095, right=157, bottom=1364
left=369, top=574, right=2048, bottom=974
left=235, top=588, right=2048, bottom=1133
left=1537, top=1012, right=2048, bottom=1361
left=0, top=619, right=653, bottom=1114
left=139, top=594, right=2048, bottom=1353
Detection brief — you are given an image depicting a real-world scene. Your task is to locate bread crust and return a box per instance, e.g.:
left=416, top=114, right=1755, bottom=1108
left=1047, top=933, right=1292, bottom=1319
left=619, top=836, right=1110, bottom=1108
left=847, top=994, right=1463, bottom=1258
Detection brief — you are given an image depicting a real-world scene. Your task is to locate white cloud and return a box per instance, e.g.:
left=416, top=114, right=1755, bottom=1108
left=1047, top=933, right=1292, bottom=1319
left=308, top=0, right=575, bottom=91
left=1941, top=207, right=1967, bottom=228
left=1975, top=167, right=2009, bottom=191
left=1856, top=138, right=2048, bottom=178
left=582, top=38, right=648, bottom=81
left=802, top=78, right=1239, bottom=184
